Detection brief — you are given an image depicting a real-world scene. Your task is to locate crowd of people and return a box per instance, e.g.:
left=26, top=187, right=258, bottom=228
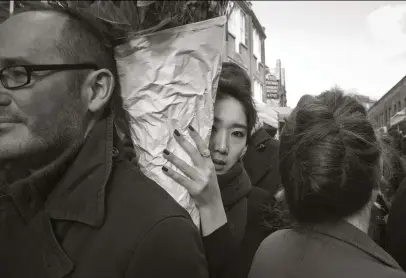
left=3, top=3, right=406, bottom=278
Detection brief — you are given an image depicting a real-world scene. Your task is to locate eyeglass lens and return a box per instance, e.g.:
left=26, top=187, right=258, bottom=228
left=1, top=66, right=29, bottom=88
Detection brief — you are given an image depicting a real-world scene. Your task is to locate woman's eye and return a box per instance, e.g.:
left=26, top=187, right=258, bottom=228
left=232, top=131, right=245, bottom=138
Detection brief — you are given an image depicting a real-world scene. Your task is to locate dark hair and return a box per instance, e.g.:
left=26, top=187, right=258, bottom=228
left=279, top=88, right=382, bottom=224
left=217, top=62, right=257, bottom=142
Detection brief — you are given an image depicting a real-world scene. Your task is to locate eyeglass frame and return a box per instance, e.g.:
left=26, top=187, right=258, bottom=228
left=0, top=63, right=100, bottom=89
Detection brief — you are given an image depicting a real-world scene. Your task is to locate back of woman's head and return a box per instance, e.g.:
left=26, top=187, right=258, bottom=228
left=280, top=88, right=382, bottom=224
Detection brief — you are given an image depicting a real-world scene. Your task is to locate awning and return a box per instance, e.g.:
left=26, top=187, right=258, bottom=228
left=254, top=99, right=279, bottom=128
left=271, top=106, right=293, bottom=122
left=390, top=109, right=406, bottom=126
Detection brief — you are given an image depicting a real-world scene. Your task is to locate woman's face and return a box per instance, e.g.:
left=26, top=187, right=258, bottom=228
left=209, top=96, right=248, bottom=175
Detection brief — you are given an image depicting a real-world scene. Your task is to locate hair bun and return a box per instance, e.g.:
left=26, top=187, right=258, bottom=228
left=280, top=89, right=381, bottom=224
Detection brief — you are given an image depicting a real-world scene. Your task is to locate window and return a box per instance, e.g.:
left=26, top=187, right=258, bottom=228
left=253, top=79, right=263, bottom=102
left=399, top=101, right=402, bottom=111
left=228, top=7, right=247, bottom=53
left=240, top=10, right=248, bottom=46
left=253, top=29, right=261, bottom=59
left=394, top=104, right=397, bottom=114
left=228, top=6, right=238, bottom=38
left=253, top=28, right=262, bottom=68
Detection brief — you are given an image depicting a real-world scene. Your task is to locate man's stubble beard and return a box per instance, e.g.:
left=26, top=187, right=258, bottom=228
left=0, top=97, right=87, bottom=184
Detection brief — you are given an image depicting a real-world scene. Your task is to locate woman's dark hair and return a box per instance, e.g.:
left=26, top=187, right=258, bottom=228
left=216, top=62, right=258, bottom=143
left=279, top=88, right=382, bottom=224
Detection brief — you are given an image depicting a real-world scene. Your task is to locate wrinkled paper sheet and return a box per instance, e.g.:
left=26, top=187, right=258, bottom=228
left=115, top=16, right=227, bottom=227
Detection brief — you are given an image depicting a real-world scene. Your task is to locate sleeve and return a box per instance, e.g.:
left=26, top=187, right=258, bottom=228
left=202, top=223, right=239, bottom=278
left=124, top=216, right=209, bottom=278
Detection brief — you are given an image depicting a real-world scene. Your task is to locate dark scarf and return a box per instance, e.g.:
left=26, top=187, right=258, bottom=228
left=217, top=162, right=252, bottom=244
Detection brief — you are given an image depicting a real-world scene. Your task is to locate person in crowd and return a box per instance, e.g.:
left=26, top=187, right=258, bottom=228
left=248, top=89, right=406, bottom=278
left=384, top=140, right=406, bottom=269
left=219, top=62, right=281, bottom=196
left=163, top=62, right=273, bottom=278
left=389, top=127, right=403, bottom=153
left=0, top=4, right=209, bottom=277
left=379, top=133, right=406, bottom=204
left=243, top=118, right=281, bottom=196
left=365, top=133, right=393, bottom=247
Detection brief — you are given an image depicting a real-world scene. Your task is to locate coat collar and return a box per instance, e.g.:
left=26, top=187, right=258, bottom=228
left=9, top=111, right=122, bottom=228
left=45, top=111, right=121, bottom=227
left=250, top=127, right=272, bottom=148
left=310, top=220, right=402, bottom=270
left=218, top=161, right=252, bottom=207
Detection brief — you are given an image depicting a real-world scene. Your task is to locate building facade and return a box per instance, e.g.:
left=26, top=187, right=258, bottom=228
left=265, top=59, right=287, bottom=107
left=368, top=75, right=406, bottom=129
left=225, top=1, right=267, bottom=103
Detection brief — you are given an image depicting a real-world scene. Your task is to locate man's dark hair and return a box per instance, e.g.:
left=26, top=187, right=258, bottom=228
left=279, top=87, right=382, bottom=224
left=217, top=62, right=258, bottom=143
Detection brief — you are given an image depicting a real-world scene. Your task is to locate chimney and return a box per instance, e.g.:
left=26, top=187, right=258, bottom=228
left=281, top=68, right=286, bottom=88
left=276, top=59, right=281, bottom=80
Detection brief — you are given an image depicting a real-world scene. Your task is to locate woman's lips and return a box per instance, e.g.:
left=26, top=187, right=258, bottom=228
left=212, top=158, right=226, bottom=166
left=212, top=159, right=226, bottom=171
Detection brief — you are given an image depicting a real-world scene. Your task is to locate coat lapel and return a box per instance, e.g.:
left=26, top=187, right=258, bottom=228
left=39, top=213, right=75, bottom=278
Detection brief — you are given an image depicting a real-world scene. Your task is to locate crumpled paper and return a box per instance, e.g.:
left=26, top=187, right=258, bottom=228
left=115, top=16, right=227, bottom=227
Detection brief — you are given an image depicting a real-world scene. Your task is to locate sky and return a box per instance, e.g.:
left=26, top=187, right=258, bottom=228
left=251, top=1, right=406, bottom=107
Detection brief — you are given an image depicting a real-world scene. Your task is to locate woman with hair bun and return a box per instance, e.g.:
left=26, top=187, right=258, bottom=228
left=249, top=88, right=406, bottom=278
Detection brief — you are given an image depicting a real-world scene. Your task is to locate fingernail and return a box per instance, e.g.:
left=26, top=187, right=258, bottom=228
left=188, top=125, right=195, bottom=132
left=174, top=129, right=180, bottom=137
left=163, top=149, right=170, bottom=155
left=162, top=166, right=168, bottom=172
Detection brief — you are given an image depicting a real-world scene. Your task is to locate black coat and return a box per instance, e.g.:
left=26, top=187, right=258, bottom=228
left=0, top=113, right=208, bottom=278
left=250, top=221, right=406, bottom=278
left=243, top=128, right=281, bottom=196
left=386, top=177, right=406, bottom=270
left=203, top=163, right=273, bottom=278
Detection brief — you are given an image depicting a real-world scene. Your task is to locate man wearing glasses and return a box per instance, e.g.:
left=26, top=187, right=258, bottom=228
left=0, top=4, right=208, bottom=278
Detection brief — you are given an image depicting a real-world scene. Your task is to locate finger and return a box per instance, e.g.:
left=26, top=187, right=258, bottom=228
left=163, top=149, right=200, bottom=181
left=187, top=125, right=210, bottom=156
left=162, top=165, right=198, bottom=195
left=173, top=129, right=204, bottom=167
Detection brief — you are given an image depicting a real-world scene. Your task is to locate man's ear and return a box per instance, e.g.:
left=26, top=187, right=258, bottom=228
left=81, top=69, right=115, bottom=113
left=240, top=145, right=248, bottom=159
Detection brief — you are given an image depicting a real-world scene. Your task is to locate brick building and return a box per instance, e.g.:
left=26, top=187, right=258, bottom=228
left=225, top=1, right=267, bottom=103
left=368, top=75, right=406, bottom=129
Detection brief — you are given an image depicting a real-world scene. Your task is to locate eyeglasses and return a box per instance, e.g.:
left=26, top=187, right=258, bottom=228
left=0, top=63, right=99, bottom=89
